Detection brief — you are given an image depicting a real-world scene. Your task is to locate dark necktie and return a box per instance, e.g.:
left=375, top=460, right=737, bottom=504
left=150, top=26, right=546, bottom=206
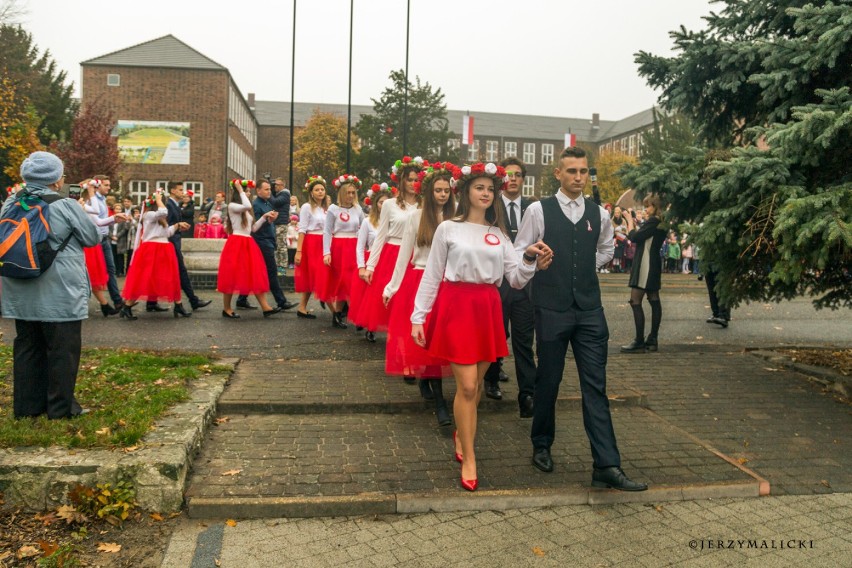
left=508, top=202, right=518, bottom=236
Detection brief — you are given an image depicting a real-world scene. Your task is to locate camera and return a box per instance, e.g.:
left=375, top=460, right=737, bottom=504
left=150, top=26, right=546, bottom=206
left=67, top=184, right=81, bottom=200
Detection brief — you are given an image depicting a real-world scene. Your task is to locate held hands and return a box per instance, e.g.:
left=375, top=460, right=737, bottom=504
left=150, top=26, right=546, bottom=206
left=524, top=241, right=554, bottom=270
left=323, top=254, right=332, bottom=266
left=411, top=324, right=425, bottom=347
left=265, top=211, right=279, bottom=222
left=177, top=222, right=190, bottom=231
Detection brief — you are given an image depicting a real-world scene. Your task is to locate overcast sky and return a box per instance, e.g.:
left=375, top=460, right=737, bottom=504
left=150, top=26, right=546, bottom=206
left=19, top=0, right=714, bottom=122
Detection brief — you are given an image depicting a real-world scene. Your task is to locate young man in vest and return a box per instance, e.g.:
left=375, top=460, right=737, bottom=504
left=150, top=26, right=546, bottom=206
left=514, top=146, right=647, bottom=491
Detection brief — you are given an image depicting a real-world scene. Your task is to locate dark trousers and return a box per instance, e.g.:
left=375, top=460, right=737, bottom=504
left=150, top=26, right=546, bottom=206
left=238, top=242, right=287, bottom=307
left=705, top=269, right=729, bottom=320
left=13, top=319, right=83, bottom=419
left=531, top=305, right=620, bottom=468
left=485, top=286, right=536, bottom=401
left=174, top=242, right=200, bottom=306
left=100, top=236, right=122, bottom=305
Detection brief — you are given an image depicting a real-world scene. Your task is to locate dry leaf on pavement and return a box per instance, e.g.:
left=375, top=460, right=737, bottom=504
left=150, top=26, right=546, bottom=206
left=221, top=469, right=242, bottom=476
left=214, top=417, right=230, bottom=424
left=150, top=513, right=164, bottom=522
left=532, top=546, right=545, bottom=557
left=97, top=542, right=122, bottom=553
left=56, top=504, right=87, bottom=524
left=226, top=519, right=237, bottom=527
left=16, top=545, right=40, bottom=559
left=820, top=480, right=831, bottom=488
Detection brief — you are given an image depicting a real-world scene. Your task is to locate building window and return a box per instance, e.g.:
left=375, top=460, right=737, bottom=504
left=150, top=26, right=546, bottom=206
left=467, top=139, right=480, bottom=161
left=522, top=176, right=535, bottom=197
left=485, top=140, right=498, bottom=162
left=523, top=143, right=535, bottom=164
left=128, top=180, right=149, bottom=203
left=448, top=139, right=461, bottom=151
left=107, top=74, right=120, bottom=87
left=155, top=180, right=169, bottom=192
left=541, top=143, right=554, bottom=165
left=504, top=141, right=517, bottom=158
left=184, top=181, right=204, bottom=204
left=628, top=135, right=636, bottom=156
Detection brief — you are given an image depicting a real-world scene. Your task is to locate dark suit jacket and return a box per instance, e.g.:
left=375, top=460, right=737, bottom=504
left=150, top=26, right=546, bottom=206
left=496, top=195, right=532, bottom=299
left=167, top=198, right=182, bottom=249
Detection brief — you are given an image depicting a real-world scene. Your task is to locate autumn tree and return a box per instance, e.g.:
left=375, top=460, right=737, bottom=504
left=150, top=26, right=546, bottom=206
left=353, top=70, right=454, bottom=185
left=0, top=73, right=42, bottom=188
left=592, top=150, right=637, bottom=206
left=0, top=24, right=77, bottom=143
left=628, top=0, right=851, bottom=309
left=292, top=109, right=348, bottom=196
left=53, top=98, right=122, bottom=182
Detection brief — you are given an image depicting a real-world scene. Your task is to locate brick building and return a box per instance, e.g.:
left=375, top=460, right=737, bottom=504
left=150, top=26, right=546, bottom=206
left=82, top=35, right=656, bottom=202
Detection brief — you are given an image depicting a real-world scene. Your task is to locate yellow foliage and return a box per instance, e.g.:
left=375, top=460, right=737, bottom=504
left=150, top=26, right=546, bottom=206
left=593, top=150, right=637, bottom=206
left=0, top=74, right=43, bottom=183
left=293, top=109, right=350, bottom=192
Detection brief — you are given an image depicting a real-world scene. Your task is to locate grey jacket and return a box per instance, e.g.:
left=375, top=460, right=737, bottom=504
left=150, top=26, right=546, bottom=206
left=1, top=186, right=101, bottom=321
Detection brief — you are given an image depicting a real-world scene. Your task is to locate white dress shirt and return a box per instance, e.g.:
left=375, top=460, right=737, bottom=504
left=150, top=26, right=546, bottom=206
left=297, top=203, right=326, bottom=233
left=227, top=193, right=267, bottom=237
left=323, top=204, right=365, bottom=255
left=356, top=219, right=377, bottom=268
left=514, top=191, right=614, bottom=269
left=384, top=209, right=437, bottom=299
left=366, top=198, right=420, bottom=271
left=140, top=208, right=178, bottom=243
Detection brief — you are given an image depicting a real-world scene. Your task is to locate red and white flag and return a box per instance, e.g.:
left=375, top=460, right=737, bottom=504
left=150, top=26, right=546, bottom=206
left=462, top=113, right=474, bottom=145
left=564, top=132, right=577, bottom=148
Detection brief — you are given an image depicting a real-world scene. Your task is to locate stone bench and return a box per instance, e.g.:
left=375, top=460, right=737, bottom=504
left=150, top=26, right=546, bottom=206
left=181, top=238, right=293, bottom=290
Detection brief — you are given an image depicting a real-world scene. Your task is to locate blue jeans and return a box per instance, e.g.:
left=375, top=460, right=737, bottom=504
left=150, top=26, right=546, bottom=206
left=100, top=236, right=122, bottom=305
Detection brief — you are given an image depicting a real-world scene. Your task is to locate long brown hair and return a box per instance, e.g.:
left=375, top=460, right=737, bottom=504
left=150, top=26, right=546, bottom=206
left=225, top=186, right=253, bottom=235
left=396, top=165, right=422, bottom=210
left=306, top=182, right=329, bottom=211
left=369, top=194, right=389, bottom=228
left=416, top=174, right=455, bottom=247
left=453, top=176, right=508, bottom=235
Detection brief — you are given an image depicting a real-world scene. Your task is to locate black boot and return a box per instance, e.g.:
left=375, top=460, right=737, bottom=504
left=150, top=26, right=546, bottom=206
left=332, top=312, right=348, bottom=329
left=101, top=303, right=119, bottom=317
left=119, top=304, right=137, bottom=321
left=418, top=380, right=434, bottom=401
left=365, top=330, right=376, bottom=342
left=620, top=339, right=647, bottom=353
left=431, top=380, right=451, bottom=426
left=173, top=303, right=191, bottom=318
left=645, top=335, right=658, bottom=352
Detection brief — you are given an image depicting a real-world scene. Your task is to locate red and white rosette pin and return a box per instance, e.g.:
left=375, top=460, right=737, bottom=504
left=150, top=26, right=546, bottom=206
left=339, top=211, right=350, bottom=222
left=484, top=232, right=501, bottom=246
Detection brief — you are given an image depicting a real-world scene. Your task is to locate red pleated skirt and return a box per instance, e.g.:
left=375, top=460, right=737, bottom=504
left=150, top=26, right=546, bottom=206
left=319, top=236, right=357, bottom=303
left=359, top=243, right=401, bottom=332
left=122, top=241, right=181, bottom=302
left=347, top=251, right=370, bottom=326
left=83, top=246, right=108, bottom=290
left=294, top=233, right=329, bottom=297
left=216, top=235, right=270, bottom=295
left=424, top=281, right=508, bottom=365
left=386, top=266, right=451, bottom=378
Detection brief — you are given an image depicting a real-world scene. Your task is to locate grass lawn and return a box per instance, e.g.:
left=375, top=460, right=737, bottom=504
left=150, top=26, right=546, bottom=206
left=0, top=345, right=225, bottom=449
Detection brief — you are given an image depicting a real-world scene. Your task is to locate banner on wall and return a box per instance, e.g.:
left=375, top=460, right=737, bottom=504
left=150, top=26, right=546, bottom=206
left=117, top=120, right=191, bottom=165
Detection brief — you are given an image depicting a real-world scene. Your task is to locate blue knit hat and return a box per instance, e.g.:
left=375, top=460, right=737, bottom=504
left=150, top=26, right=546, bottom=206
left=20, top=151, right=65, bottom=185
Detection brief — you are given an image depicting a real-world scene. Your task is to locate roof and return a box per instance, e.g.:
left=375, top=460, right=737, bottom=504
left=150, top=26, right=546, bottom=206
left=597, top=107, right=659, bottom=141
left=253, top=101, right=646, bottom=142
left=81, top=34, right=227, bottom=71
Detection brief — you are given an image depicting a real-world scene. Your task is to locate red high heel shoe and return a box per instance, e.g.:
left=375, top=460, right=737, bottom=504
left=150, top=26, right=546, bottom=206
left=460, top=476, right=478, bottom=491
left=452, top=431, right=463, bottom=464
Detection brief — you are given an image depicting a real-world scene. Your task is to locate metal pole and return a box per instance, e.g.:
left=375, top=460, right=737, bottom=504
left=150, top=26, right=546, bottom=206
left=288, top=0, right=297, bottom=191
left=346, top=0, right=353, bottom=172
left=403, top=0, right=410, bottom=155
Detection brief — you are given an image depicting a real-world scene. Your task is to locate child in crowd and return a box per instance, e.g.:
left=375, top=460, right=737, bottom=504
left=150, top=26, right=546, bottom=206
left=286, top=214, right=299, bottom=268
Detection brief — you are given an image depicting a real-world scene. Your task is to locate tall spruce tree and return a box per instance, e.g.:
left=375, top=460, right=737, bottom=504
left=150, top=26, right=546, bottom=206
left=625, top=0, right=851, bottom=309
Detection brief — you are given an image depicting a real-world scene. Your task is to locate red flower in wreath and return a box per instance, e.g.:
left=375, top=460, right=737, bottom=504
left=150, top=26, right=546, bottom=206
left=471, top=163, right=486, bottom=174
left=413, top=181, right=422, bottom=194
left=390, top=173, right=398, bottom=182
left=402, top=156, right=412, bottom=164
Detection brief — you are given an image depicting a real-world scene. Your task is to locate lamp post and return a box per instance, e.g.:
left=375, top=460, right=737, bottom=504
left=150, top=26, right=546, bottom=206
left=346, top=0, right=354, bottom=172
left=402, top=0, right=410, bottom=156
left=288, top=0, right=297, bottom=192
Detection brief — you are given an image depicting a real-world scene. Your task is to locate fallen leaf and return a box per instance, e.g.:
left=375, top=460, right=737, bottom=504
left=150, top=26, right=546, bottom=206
left=123, top=445, right=140, bottom=453
left=221, top=469, right=242, bottom=476
left=17, top=545, right=40, bottom=559
left=702, top=393, right=711, bottom=398
left=215, top=559, right=221, bottom=567
left=820, top=480, right=831, bottom=488
left=0, top=551, right=12, bottom=562
left=214, top=417, right=230, bottom=424
left=737, top=457, right=749, bottom=465
left=38, top=541, right=59, bottom=556
left=96, top=427, right=111, bottom=435
left=764, top=368, right=780, bottom=372
left=97, top=542, right=122, bottom=553
left=56, top=504, right=87, bottom=524
left=774, top=326, right=783, bottom=331
left=695, top=336, right=704, bottom=340
left=226, top=519, right=237, bottom=527
left=532, top=546, right=545, bottom=557
left=654, top=505, right=664, bottom=513
left=117, top=419, right=127, bottom=427
left=154, top=379, right=166, bottom=385
left=34, top=511, right=58, bottom=526
left=150, top=513, right=164, bottom=522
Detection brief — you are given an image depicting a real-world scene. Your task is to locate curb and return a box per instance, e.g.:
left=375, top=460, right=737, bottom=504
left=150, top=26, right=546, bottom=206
left=0, top=358, right=238, bottom=513
left=750, top=350, right=850, bottom=397
left=186, top=480, right=760, bottom=519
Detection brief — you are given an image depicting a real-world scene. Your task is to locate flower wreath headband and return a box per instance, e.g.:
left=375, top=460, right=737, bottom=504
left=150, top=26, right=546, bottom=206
left=450, top=162, right=509, bottom=194
left=333, top=174, right=362, bottom=190
left=81, top=179, right=101, bottom=190
left=364, top=182, right=398, bottom=206
left=390, top=155, right=425, bottom=182
left=413, top=161, right=458, bottom=194
left=304, top=175, right=327, bottom=190
left=230, top=178, right=256, bottom=190
left=144, top=188, right=166, bottom=208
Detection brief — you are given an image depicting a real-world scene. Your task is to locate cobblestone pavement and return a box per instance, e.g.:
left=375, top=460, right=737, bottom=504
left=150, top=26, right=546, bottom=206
left=162, top=493, right=852, bottom=567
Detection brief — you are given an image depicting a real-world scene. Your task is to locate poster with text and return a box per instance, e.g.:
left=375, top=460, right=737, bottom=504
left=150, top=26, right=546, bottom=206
left=117, top=120, right=190, bottom=165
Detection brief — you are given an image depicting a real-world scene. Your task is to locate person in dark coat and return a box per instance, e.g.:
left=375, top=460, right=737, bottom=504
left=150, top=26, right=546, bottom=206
left=621, top=194, right=668, bottom=353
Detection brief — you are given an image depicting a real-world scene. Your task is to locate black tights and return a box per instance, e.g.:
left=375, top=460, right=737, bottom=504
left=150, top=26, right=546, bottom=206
left=629, top=288, right=662, bottom=342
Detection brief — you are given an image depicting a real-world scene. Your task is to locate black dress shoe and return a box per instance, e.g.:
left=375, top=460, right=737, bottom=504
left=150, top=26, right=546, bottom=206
left=403, top=376, right=416, bottom=385
left=263, top=307, right=283, bottom=318
left=485, top=382, right=503, bottom=400
left=278, top=301, right=298, bottom=310
left=498, top=369, right=510, bottom=382
left=236, top=301, right=258, bottom=310
left=365, top=331, right=376, bottom=342
left=418, top=380, right=434, bottom=401
left=71, top=407, right=91, bottom=417
left=119, top=305, right=138, bottom=321
left=173, top=303, right=192, bottom=318
left=708, top=316, right=729, bottom=328
left=222, top=310, right=240, bottom=319
left=645, top=335, right=658, bottom=352
left=100, top=303, right=119, bottom=317
left=592, top=467, right=648, bottom=491
left=519, top=395, right=534, bottom=418
left=146, top=305, right=169, bottom=312
left=192, top=299, right=212, bottom=310
left=436, top=405, right=452, bottom=427
left=331, top=312, right=348, bottom=329
left=297, top=310, right=316, bottom=319
left=620, top=339, right=647, bottom=353
left=532, top=448, right=554, bottom=472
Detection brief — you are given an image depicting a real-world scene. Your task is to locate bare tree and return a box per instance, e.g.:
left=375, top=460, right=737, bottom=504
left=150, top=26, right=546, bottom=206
left=0, top=0, right=27, bottom=25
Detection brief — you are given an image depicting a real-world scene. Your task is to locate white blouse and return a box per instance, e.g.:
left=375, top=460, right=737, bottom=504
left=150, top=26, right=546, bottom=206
left=227, top=194, right=266, bottom=237
left=83, top=201, right=113, bottom=228
left=298, top=203, right=326, bottom=234
left=323, top=204, right=365, bottom=255
left=411, top=221, right=536, bottom=324
left=356, top=218, right=377, bottom=268
left=140, top=208, right=177, bottom=243
left=366, top=198, right=419, bottom=271
left=384, top=209, right=434, bottom=299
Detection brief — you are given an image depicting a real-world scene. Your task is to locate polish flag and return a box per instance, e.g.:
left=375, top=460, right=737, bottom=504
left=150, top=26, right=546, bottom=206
left=564, top=132, right=577, bottom=148
left=462, top=114, right=474, bottom=145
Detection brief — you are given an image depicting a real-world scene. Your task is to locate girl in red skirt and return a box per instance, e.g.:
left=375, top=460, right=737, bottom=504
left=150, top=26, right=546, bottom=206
left=383, top=162, right=456, bottom=425
left=79, top=179, right=122, bottom=317
left=321, top=174, right=365, bottom=328
left=218, top=179, right=282, bottom=318
left=348, top=184, right=395, bottom=339
left=362, top=156, right=424, bottom=339
left=411, top=162, right=551, bottom=491
left=294, top=176, right=331, bottom=319
left=118, top=191, right=185, bottom=320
